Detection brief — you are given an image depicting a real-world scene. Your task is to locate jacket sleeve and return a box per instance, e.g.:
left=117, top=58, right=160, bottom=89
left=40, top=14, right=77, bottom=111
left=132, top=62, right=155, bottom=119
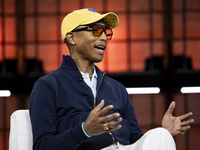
left=121, top=87, right=144, bottom=144
left=29, top=80, right=88, bottom=150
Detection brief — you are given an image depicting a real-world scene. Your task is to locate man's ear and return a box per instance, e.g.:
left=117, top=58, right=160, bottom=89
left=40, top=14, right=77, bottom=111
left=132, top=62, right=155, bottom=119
left=65, top=32, right=75, bottom=45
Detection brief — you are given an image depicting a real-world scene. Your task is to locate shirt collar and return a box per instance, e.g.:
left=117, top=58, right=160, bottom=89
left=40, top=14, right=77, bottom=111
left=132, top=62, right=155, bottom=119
left=80, top=66, right=98, bottom=79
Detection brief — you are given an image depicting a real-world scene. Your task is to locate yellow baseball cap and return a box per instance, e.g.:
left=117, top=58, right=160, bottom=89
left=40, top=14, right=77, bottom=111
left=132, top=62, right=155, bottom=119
left=61, top=8, right=119, bottom=41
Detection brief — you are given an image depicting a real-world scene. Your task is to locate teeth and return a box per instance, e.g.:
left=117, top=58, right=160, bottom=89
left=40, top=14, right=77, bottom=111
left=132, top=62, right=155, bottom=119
left=96, top=46, right=105, bottom=50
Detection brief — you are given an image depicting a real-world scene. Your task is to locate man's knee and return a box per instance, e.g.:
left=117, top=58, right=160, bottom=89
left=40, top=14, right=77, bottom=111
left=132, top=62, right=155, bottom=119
left=137, top=128, right=176, bottom=150
left=150, top=127, right=171, bottom=135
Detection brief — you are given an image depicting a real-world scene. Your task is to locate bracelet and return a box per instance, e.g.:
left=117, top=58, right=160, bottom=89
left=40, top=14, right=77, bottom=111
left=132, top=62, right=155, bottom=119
left=81, top=122, right=91, bottom=138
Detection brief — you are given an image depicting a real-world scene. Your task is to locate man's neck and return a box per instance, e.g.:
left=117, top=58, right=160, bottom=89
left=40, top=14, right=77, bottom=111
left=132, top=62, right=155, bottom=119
left=79, top=64, right=94, bottom=76
left=72, top=57, right=94, bottom=76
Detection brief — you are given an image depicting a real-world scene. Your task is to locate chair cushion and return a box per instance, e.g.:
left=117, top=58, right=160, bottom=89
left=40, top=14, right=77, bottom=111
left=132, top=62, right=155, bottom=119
left=9, top=110, right=33, bottom=150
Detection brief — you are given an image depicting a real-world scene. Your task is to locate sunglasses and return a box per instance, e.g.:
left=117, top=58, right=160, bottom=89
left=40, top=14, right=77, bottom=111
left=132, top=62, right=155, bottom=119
left=71, top=24, right=113, bottom=40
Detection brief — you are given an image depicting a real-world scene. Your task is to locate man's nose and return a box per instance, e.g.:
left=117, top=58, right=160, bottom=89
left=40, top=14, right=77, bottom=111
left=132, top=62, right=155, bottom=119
left=100, top=31, right=107, bottom=41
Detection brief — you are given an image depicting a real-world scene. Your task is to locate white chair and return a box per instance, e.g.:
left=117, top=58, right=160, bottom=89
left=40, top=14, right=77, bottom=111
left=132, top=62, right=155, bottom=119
left=9, top=110, right=33, bottom=150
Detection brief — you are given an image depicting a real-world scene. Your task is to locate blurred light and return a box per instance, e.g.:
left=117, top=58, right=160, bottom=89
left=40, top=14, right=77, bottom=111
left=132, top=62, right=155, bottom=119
left=181, top=87, right=200, bottom=93
left=126, top=87, right=160, bottom=94
left=0, top=90, right=11, bottom=97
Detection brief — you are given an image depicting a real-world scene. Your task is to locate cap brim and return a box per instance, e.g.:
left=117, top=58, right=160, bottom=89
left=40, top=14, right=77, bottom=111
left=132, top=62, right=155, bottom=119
left=80, top=12, right=119, bottom=29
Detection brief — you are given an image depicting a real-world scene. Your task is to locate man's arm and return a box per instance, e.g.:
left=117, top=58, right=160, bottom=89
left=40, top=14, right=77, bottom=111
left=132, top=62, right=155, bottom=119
left=29, top=80, right=88, bottom=150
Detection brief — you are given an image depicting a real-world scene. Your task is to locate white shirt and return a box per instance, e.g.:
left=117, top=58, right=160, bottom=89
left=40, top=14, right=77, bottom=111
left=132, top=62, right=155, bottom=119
left=80, top=67, right=98, bottom=98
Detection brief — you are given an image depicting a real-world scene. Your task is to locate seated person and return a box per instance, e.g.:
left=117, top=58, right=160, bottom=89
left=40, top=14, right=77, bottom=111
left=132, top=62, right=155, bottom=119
left=29, top=8, right=194, bottom=150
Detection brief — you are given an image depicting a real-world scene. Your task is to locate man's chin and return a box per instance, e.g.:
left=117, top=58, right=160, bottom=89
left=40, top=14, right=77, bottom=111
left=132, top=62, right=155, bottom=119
left=93, top=55, right=104, bottom=63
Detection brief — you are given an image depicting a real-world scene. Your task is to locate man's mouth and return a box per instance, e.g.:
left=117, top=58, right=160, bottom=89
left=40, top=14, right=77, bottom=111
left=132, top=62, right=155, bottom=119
left=94, top=45, right=106, bottom=54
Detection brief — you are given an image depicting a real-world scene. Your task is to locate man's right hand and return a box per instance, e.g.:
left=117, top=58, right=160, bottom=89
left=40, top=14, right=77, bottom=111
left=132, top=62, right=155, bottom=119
left=83, top=100, right=122, bottom=136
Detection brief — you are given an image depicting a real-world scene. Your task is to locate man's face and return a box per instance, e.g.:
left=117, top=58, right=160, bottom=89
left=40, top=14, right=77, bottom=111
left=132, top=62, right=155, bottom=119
left=71, top=21, right=108, bottom=64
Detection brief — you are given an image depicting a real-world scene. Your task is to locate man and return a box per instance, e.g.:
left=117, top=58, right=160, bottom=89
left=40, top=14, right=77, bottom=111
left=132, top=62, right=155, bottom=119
left=29, top=8, right=194, bottom=150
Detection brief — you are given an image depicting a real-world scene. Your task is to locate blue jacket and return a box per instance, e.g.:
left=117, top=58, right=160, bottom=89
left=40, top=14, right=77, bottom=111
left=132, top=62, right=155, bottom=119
left=29, top=55, right=143, bottom=150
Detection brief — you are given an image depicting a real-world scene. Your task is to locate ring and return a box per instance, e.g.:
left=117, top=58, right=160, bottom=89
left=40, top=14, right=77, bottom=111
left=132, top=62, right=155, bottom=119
left=103, top=123, right=109, bottom=131
left=178, top=127, right=186, bottom=135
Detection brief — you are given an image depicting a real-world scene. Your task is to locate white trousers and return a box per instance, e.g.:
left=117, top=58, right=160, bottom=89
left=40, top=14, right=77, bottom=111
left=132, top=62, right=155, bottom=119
left=101, top=128, right=176, bottom=150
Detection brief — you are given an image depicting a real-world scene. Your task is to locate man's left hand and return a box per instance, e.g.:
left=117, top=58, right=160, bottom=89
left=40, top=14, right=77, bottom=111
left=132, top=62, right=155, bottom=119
left=161, top=101, right=194, bottom=136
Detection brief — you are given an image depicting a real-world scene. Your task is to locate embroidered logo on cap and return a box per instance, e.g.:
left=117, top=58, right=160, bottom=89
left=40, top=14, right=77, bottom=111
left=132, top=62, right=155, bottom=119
left=88, top=8, right=100, bottom=14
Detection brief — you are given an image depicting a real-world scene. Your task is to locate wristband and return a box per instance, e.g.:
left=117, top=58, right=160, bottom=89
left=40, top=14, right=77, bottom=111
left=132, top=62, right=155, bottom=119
left=81, top=122, right=91, bottom=138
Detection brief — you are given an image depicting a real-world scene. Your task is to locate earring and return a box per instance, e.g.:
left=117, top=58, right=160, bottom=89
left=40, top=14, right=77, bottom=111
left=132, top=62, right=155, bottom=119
left=72, top=42, right=75, bottom=45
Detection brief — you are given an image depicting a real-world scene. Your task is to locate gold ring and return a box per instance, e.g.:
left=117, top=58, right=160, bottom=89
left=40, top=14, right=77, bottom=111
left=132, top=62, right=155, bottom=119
left=178, top=127, right=186, bottom=135
left=103, top=123, right=109, bottom=131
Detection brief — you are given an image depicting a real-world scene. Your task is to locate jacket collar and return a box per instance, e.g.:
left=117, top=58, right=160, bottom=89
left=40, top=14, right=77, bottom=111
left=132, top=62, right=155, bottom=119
left=60, top=55, right=79, bottom=71
left=60, top=55, right=105, bottom=79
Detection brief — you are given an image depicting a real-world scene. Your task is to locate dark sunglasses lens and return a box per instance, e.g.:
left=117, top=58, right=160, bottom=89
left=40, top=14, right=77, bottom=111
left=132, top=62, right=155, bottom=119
left=93, top=25, right=103, bottom=36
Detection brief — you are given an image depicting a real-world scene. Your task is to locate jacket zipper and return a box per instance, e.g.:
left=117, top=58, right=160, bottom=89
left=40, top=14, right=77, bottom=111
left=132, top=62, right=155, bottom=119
left=82, top=72, right=116, bottom=145
left=81, top=72, right=105, bottom=108
left=94, top=73, right=117, bottom=146
left=93, top=72, right=106, bottom=108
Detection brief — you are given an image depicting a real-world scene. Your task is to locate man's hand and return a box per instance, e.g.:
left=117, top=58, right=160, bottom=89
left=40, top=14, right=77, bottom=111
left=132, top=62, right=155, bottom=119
left=83, top=100, right=122, bottom=136
left=162, top=101, right=194, bottom=136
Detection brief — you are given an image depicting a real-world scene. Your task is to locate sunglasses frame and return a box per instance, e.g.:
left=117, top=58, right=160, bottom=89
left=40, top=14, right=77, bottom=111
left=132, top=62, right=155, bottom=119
left=71, top=24, right=113, bottom=40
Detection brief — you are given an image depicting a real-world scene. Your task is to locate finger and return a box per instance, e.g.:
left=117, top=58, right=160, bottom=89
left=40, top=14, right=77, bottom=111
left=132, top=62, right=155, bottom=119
left=179, top=112, right=193, bottom=120
left=166, top=101, right=176, bottom=115
left=94, top=100, right=105, bottom=112
left=101, top=113, right=120, bottom=122
left=98, top=104, right=114, bottom=116
left=107, top=117, right=122, bottom=127
left=181, top=119, right=194, bottom=126
left=180, top=125, right=191, bottom=132
left=109, top=124, right=122, bottom=132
